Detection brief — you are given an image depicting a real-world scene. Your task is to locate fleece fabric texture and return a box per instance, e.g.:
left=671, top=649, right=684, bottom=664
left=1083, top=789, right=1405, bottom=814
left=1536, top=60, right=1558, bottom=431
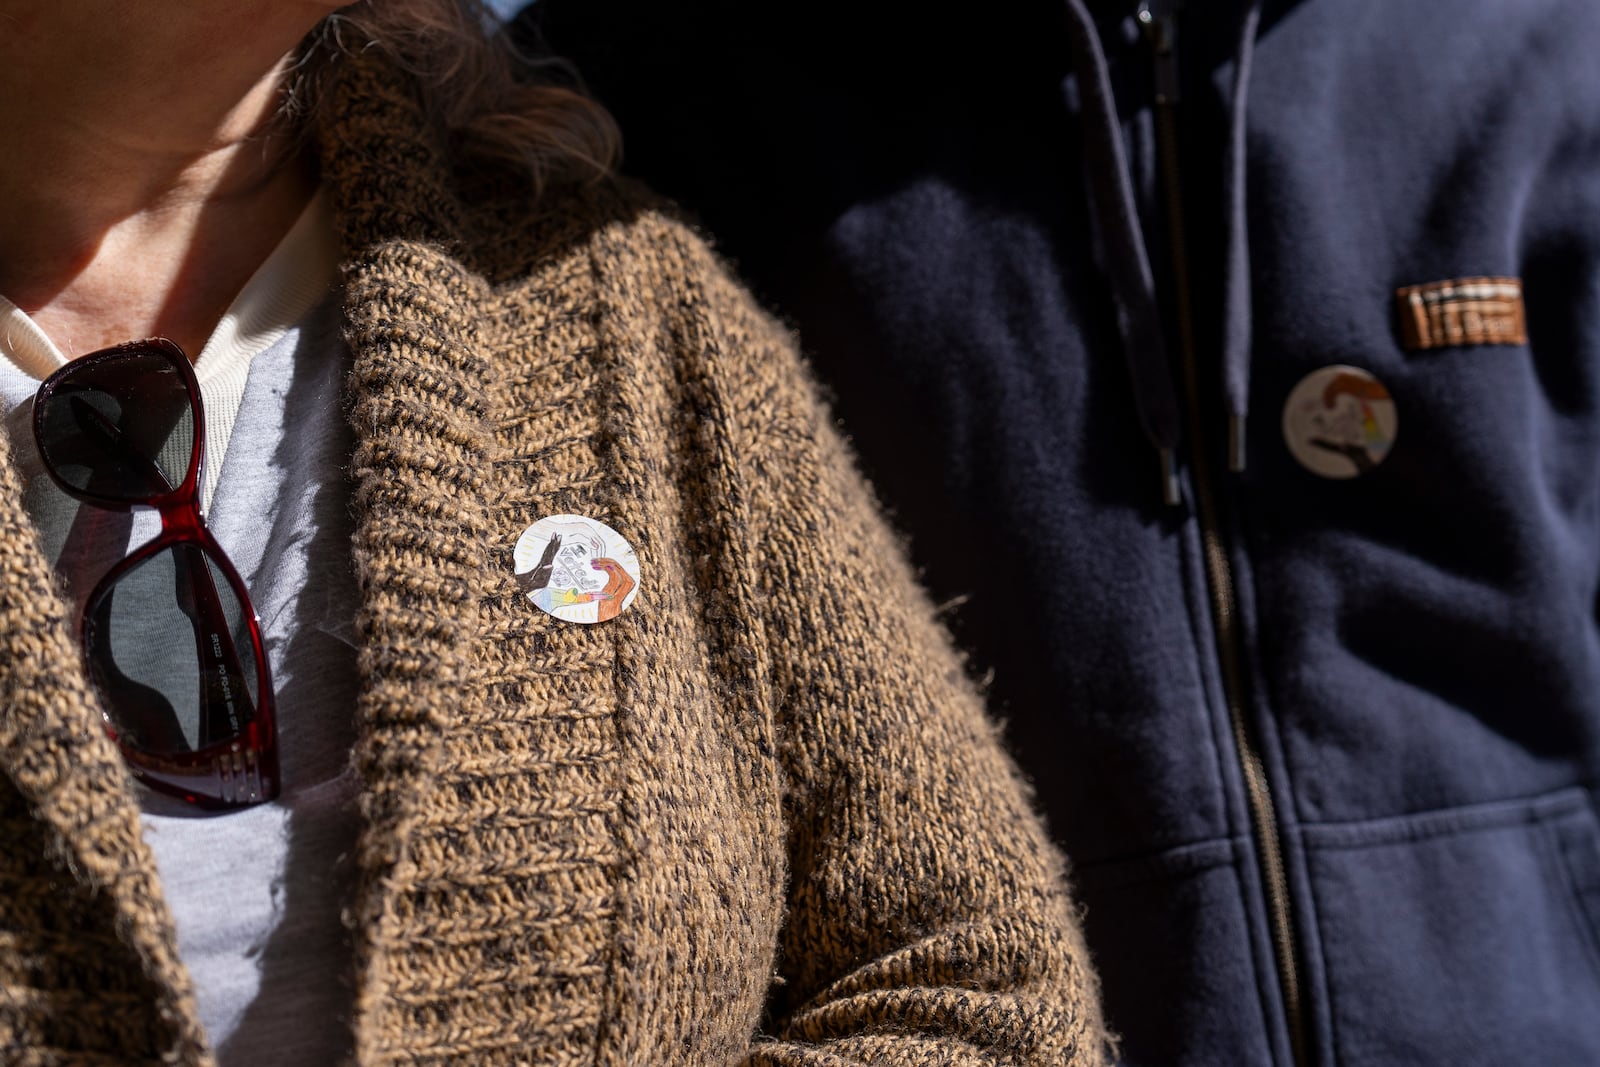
left=525, top=0, right=1600, bottom=1064
left=0, top=40, right=1110, bottom=1067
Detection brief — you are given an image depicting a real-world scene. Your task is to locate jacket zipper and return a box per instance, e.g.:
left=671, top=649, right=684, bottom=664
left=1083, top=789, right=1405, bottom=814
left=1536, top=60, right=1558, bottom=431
left=1138, top=8, right=1311, bottom=1065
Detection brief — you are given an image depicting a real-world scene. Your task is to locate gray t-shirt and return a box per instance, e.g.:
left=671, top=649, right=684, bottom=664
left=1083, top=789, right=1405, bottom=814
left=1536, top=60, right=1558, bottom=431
left=0, top=292, right=362, bottom=1064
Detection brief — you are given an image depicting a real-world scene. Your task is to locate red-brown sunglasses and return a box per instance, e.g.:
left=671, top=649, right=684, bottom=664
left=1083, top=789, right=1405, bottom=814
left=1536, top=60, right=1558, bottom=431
left=33, top=339, right=279, bottom=808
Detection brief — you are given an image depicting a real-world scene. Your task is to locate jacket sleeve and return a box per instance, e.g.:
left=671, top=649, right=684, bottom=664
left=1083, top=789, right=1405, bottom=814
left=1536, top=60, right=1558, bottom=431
left=674, top=232, right=1112, bottom=1067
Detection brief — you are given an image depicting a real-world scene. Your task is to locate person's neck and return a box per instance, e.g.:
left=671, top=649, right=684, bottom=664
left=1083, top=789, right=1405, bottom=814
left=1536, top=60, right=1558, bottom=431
left=0, top=3, right=331, bottom=359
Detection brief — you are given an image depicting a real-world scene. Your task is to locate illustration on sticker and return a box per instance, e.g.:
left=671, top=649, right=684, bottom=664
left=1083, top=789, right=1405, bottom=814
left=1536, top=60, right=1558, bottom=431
left=513, top=514, right=640, bottom=624
left=1282, top=365, right=1398, bottom=479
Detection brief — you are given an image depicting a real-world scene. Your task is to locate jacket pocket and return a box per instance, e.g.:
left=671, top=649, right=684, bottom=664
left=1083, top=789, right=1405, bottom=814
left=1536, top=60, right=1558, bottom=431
left=1075, top=837, right=1279, bottom=1067
left=1302, top=788, right=1600, bottom=1067
left=1548, top=793, right=1600, bottom=976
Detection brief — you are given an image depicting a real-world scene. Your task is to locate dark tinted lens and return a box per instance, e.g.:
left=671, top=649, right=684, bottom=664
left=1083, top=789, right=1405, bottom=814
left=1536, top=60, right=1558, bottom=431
left=85, top=543, right=261, bottom=757
left=37, top=346, right=195, bottom=501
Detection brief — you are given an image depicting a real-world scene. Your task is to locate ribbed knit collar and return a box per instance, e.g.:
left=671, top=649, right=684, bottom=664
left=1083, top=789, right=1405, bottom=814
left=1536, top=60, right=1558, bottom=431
left=314, top=48, right=501, bottom=1063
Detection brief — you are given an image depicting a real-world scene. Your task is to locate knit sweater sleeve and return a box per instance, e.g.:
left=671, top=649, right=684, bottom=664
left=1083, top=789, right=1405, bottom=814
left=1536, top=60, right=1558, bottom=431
left=663, top=227, right=1112, bottom=1066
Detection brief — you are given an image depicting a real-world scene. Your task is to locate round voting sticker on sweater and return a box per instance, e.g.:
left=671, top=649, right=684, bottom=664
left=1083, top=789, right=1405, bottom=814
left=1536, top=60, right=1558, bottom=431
left=514, top=515, right=640, bottom=624
left=1282, top=365, right=1398, bottom=479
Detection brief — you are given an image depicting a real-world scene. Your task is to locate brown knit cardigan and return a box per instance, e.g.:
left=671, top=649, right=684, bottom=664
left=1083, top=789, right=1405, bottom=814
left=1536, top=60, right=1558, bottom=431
left=0, top=50, right=1109, bottom=1067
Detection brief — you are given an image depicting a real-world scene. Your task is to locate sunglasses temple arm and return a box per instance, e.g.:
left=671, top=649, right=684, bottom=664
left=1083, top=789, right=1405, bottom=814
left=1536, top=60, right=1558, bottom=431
left=172, top=548, right=257, bottom=749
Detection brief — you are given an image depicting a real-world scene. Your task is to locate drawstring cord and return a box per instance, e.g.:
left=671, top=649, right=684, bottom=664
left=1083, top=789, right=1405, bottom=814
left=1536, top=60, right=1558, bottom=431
left=1063, top=0, right=1184, bottom=506
left=1062, top=0, right=1266, bottom=498
left=1223, top=0, right=1265, bottom=472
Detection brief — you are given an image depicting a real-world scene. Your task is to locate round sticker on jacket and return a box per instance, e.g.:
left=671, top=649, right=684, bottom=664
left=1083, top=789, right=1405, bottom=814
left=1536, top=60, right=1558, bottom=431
left=514, top=515, right=641, bottom=624
left=1282, top=364, right=1398, bottom=479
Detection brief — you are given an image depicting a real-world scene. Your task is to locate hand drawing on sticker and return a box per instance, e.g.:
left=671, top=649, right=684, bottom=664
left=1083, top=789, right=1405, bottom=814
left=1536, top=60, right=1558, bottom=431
left=515, top=533, right=562, bottom=593
left=588, top=558, right=636, bottom=623
left=515, top=513, right=642, bottom=624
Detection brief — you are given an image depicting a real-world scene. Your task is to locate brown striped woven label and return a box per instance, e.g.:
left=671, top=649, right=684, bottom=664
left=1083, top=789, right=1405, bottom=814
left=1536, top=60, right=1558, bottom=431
left=1395, top=276, right=1526, bottom=350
